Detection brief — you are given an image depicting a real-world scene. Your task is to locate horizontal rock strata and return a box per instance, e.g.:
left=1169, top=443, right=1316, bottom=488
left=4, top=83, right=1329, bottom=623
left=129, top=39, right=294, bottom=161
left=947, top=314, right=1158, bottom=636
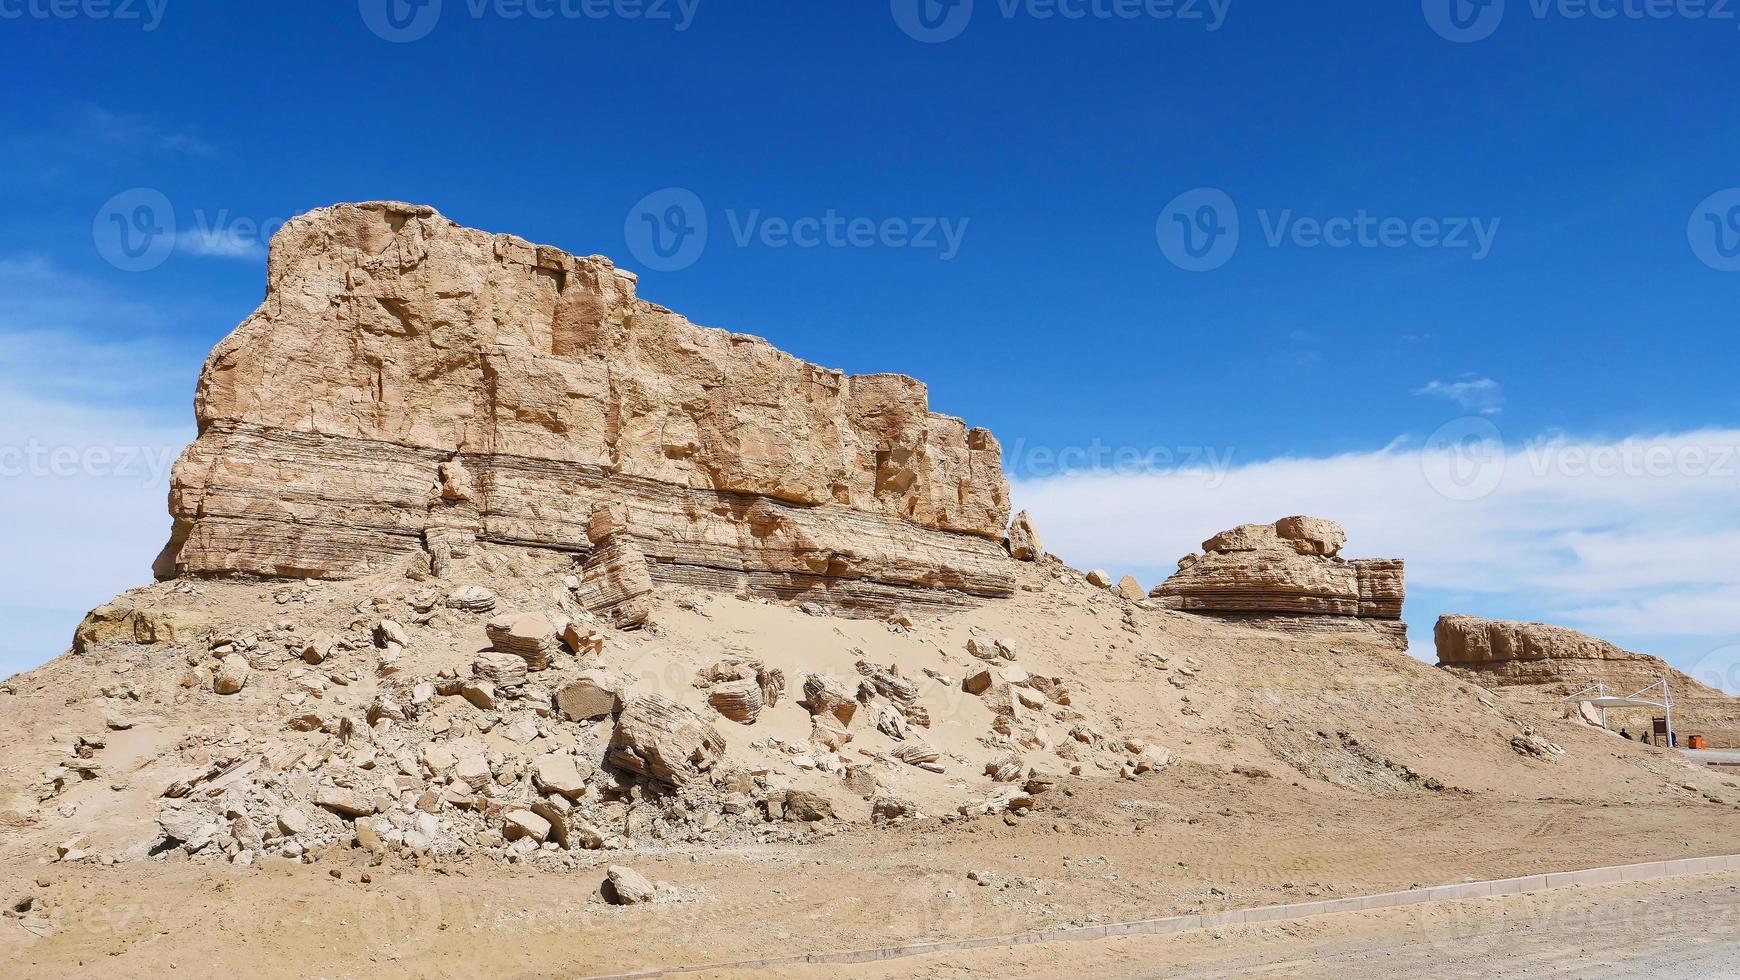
left=157, top=202, right=1014, bottom=615
left=1150, top=517, right=1406, bottom=647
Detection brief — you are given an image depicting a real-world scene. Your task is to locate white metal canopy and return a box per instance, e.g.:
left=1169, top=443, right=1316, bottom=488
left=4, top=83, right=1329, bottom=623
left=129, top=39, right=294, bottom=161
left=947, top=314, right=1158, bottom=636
left=1564, top=678, right=1675, bottom=741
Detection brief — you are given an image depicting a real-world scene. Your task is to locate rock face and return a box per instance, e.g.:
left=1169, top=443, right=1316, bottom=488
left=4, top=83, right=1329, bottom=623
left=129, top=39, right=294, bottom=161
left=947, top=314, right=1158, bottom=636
left=155, top=202, right=1014, bottom=616
left=1435, top=615, right=1696, bottom=691
left=1150, top=517, right=1405, bottom=647
left=1437, top=614, right=1740, bottom=746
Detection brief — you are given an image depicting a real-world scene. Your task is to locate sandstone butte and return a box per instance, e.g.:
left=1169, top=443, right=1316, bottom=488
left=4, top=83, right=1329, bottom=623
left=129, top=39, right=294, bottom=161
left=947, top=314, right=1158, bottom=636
left=153, top=202, right=1014, bottom=617
left=1435, top=614, right=1740, bottom=744
left=1149, top=516, right=1408, bottom=648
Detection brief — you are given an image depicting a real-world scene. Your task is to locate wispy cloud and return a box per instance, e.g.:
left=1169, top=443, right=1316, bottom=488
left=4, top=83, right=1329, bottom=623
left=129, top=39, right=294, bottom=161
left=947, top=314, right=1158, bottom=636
left=1013, top=427, right=1740, bottom=675
left=0, top=257, right=200, bottom=408
left=1414, top=376, right=1505, bottom=415
left=177, top=228, right=267, bottom=260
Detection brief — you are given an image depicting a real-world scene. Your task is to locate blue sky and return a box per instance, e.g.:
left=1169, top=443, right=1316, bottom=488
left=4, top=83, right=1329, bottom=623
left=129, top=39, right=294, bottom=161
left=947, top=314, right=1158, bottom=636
left=2, top=1, right=1738, bottom=683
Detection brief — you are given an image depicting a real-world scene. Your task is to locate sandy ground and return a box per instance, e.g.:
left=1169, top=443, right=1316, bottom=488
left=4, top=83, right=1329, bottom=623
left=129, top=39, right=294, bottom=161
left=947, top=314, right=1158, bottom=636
left=5, top=782, right=1739, bottom=978
left=741, top=870, right=1740, bottom=979
left=7, top=556, right=1740, bottom=977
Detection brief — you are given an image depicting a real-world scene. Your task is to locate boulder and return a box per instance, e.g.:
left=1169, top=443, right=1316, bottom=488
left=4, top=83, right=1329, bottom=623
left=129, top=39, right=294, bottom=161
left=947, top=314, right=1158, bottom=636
left=607, top=695, right=727, bottom=789
left=213, top=656, right=250, bottom=695
left=1006, top=510, right=1043, bottom=561
left=1086, top=570, right=1113, bottom=589
left=1115, top=576, right=1145, bottom=601
left=604, top=865, right=657, bottom=905
left=486, top=613, right=556, bottom=670
left=555, top=670, right=622, bottom=722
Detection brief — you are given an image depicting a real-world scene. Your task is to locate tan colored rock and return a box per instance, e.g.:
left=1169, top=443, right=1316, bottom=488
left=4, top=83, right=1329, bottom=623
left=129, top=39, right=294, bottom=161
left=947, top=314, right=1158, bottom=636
left=154, top=202, right=1014, bottom=618
left=554, top=670, right=621, bottom=722
left=472, top=653, right=528, bottom=687
left=531, top=753, right=591, bottom=799
left=962, top=668, right=994, bottom=696
left=503, top=810, right=551, bottom=843
left=313, top=787, right=374, bottom=818
left=73, top=602, right=183, bottom=653
left=1115, top=576, right=1145, bottom=601
left=445, top=586, right=497, bottom=613
left=1086, top=570, right=1113, bottom=589
left=783, top=790, right=835, bottom=822
left=801, top=673, right=858, bottom=726
left=213, top=656, right=250, bottom=695
left=486, top=613, right=556, bottom=670
left=1275, top=516, right=1347, bottom=557
left=1152, top=517, right=1405, bottom=647
left=1006, top=509, right=1043, bottom=561
left=707, top=679, right=764, bottom=724
left=605, top=865, right=656, bottom=905
left=607, top=695, right=726, bottom=789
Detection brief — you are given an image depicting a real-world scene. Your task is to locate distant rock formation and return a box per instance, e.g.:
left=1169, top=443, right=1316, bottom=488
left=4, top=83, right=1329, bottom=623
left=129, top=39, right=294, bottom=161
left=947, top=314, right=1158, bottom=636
left=1149, top=517, right=1406, bottom=647
left=155, top=202, right=1014, bottom=616
left=1435, top=615, right=1672, bottom=686
left=1436, top=614, right=1740, bottom=746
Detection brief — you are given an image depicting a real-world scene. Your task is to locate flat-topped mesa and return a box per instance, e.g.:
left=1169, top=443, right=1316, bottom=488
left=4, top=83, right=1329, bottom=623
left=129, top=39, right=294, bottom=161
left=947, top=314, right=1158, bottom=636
left=1435, top=615, right=1682, bottom=687
left=156, top=202, right=1014, bottom=616
left=1149, top=517, right=1406, bottom=647
left=1436, top=614, right=1740, bottom=745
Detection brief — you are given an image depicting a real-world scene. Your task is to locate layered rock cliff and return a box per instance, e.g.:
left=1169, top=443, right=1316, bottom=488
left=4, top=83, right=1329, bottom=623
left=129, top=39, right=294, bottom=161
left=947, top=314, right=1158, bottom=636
left=1436, top=614, right=1740, bottom=745
left=155, top=202, right=1014, bottom=615
left=1149, top=517, right=1406, bottom=647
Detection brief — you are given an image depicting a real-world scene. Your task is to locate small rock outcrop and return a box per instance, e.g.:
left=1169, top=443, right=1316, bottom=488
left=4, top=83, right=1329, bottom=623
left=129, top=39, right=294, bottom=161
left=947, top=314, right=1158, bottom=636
left=1150, top=517, right=1405, bottom=646
left=155, top=202, right=1014, bottom=617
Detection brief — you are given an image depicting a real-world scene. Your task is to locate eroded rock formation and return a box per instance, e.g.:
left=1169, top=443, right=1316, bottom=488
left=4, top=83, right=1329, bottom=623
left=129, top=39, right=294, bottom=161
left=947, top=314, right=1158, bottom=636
left=156, top=202, right=1014, bottom=615
left=1150, top=517, right=1406, bottom=646
left=1437, top=614, right=1740, bottom=746
left=1434, top=614, right=1707, bottom=693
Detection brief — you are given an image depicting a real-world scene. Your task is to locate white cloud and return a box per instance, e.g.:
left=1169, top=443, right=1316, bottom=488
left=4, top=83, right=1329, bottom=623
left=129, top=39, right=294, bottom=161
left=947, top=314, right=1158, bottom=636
left=177, top=229, right=267, bottom=260
left=1414, top=376, right=1506, bottom=414
left=1012, top=428, right=1740, bottom=674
